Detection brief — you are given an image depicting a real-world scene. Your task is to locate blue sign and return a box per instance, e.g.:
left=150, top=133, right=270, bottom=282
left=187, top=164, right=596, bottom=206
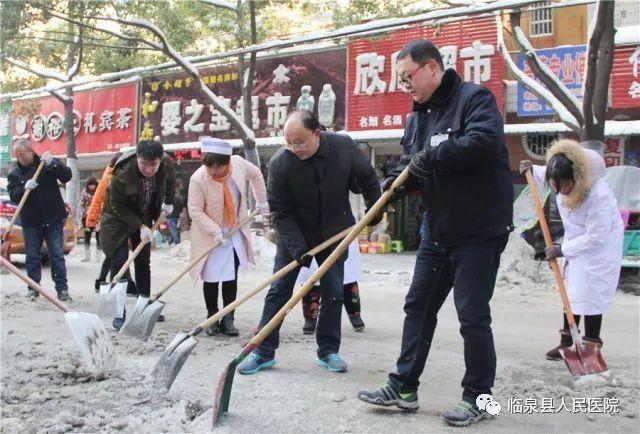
left=517, top=45, right=587, bottom=117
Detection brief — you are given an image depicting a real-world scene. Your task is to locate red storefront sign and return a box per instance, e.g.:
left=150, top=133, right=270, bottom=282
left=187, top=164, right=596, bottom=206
left=12, top=83, right=138, bottom=155
left=611, top=44, right=640, bottom=109
left=604, top=138, right=623, bottom=167
left=347, top=16, right=503, bottom=131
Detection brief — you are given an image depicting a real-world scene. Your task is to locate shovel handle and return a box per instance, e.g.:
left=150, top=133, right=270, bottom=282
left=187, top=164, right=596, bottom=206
left=150, top=209, right=259, bottom=302
left=193, top=224, right=355, bottom=334
left=0, top=256, right=70, bottom=313
left=111, top=216, right=164, bottom=284
left=524, top=170, right=578, bottom=328
left=2, top=161, right=46, bottom=242
left=246, top=168, right=408, bottom=347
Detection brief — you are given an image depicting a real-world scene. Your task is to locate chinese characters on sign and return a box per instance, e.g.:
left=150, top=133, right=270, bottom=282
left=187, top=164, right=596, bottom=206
left=506, top=396, right=620, bottom=415
left=517, top=45, right=587, bottom=116
left=611, top=44, right=640, bottom=109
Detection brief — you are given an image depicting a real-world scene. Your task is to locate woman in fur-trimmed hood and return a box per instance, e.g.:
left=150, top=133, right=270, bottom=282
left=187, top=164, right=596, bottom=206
left=520, top=139, right=623, bottom=361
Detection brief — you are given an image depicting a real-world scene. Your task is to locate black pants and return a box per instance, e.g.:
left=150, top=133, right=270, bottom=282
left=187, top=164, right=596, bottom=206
left=203, top=253, right=240, bottom=318
left=563, top=312, right=603, bottom=340
left=302, top=282, right=361, bottom=320
left=109, top=230, right=151, bottom=297
left=83, top=227, right=99, bottom=248
left=387, top=233, right=508, bottom=404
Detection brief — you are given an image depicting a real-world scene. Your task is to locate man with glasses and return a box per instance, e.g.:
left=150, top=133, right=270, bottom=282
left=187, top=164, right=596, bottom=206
left=99, top=140, right=176, bottom=329
left=358, top=39, right=513, bottom=427
left=237, top=110, right=381, bottom=375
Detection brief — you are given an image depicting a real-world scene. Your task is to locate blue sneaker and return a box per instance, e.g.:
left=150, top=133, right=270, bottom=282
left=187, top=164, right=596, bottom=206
left=358, top=383, right=419, bottom=411
left=317, top=353, right=348, bottom=373
left=237, top=352, right=276, bottom=375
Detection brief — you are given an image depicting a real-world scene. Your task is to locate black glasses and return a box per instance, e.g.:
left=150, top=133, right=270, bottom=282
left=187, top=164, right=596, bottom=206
left=398, top=63, right=427, bottom=88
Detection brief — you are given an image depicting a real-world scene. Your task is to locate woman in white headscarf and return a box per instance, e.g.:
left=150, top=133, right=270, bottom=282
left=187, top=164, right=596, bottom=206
left=520, top=139, right=624, bottom=360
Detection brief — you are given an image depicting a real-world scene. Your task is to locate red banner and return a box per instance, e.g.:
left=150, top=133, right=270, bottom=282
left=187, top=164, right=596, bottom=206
left=12, top=83, right=138, bottom=155
left=611, top=45, right=640, bottom=109
left=347, top=16, right=503, bottom=131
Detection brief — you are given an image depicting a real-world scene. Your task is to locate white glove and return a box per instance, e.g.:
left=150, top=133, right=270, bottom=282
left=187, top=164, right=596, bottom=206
left=41, top=151, right=53, bottom=165
left=139, top=225, right=153, bottom=242
left=25, top=179, right=38, bottom=190
left=214, top=232, right=227, bottom=245
left=162, top=203, right=173, bottom=215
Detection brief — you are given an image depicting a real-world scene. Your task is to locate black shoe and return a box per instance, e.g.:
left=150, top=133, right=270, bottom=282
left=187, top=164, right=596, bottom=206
left=58, top=291, right=71, bottom=302
left=357, top=383, right=419, bottom=411
left=157, top=314, right=165, bottom=322
left=95, top=279, right=104, bottom=293
left=221, top=316, right=239, bottom=336
left=26, top=288, right=39, bottom=298
left=349, top=314, right=365, bottom=332
left=442, top=400, right=493, bottom=426
left=303, top=318, right=316, bottom=334
left=206, top=322, right=222, bottom=336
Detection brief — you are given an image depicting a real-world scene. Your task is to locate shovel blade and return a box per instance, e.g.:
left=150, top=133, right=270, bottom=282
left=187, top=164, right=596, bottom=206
left=96, top=280, right=127, bottom=323
left=149, top=332, right=198, bottom=390
left=560, top=343, right=608, bottom=376
left=64, top=311, right=114, bottom=376
left=119, top=296, right=166, bottom=341
left=212, top=344, right=257, bottom=427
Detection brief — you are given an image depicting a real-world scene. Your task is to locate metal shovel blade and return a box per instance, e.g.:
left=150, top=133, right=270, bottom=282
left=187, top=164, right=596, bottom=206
left=149, top=331, right=198, bottom=390
left=560, top=343, right=608, bottom=376
left=64, top=311, right=114, bottom=376
left=96, top=280, right=127, bottom=323
left=120, top=296, right=166, bottom=341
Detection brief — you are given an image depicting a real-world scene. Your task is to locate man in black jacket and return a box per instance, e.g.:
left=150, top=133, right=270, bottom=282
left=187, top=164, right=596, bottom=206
left=238, top=110, right=381, bottom=375
left=357, top=39, right=513, bottom=426
left=7, top=139, right=73, bottom=300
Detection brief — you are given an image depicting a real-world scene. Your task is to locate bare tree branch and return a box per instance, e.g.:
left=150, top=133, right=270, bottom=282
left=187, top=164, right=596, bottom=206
left=49, top=89, right=72, bottom=104
left=11, top=35, right=158, bottom=51
left=199, top=0, right=237, bottom=12
left=67, top=30, right=83, bottom=80
left=3, top=56, right=67, bottom=82
left=494, top=13, right=580, bottom=133
left=510, top=12, right=583, bottom=125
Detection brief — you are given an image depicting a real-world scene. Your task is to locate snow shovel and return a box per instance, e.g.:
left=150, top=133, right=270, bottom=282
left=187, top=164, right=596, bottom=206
left=150, top=224, right=354, bottom=391
left=120, top=209, right=259, bottom=340
left=96, top=217, right=163, bottom=323
left=0, top=256, right=114, bottom=375
left=525, top=170, right=607, bottom=376
left=212, top=168, right=409, bottom=426
left=0, top=160, right=45, bottom=260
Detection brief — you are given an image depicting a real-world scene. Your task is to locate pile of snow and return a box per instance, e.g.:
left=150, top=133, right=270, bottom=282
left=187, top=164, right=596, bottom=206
left=497, top=231, right=555, bottom=290
left=153, top=241, right=191, bottom=263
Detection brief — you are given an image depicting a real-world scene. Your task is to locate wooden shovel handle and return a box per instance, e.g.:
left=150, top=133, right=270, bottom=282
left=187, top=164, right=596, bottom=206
left=247, top=168, right=409, bottom=346
left=0, top=256, right=70, bottom=313
left=2, top=161, right=46, bottom=242
left=194, top=224, right=355, bottom=334
left=111, top=216, right=164, bottom=284
left=150, top=209, right=259, bottom=302
left=525, top=170, right=578, bottom=327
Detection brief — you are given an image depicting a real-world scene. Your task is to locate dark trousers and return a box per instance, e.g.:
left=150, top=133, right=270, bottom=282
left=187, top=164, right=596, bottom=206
left=82, top=218, right=99, bottom=248
left=203, top=253, right=240, bottom=318
left=23, top=221, right=68, bottom=294
left=387, top=233, right=508, bottom=404
left=256, top=242, right=345, bottom=359
left=167, top=218, right=180, bottom=245
left=302, top=282, right=361, bottom=320
left=109, top=230, right=151, bottom=297
left=563, top=313, right=603, bottom=340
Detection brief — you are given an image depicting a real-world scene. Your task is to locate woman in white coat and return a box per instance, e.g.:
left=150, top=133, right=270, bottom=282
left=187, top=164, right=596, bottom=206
left=520, top=139, right=623, bottom=360
left=188, top=137, right=269, bottom=336
left=298, top=240, right=365, bottom=333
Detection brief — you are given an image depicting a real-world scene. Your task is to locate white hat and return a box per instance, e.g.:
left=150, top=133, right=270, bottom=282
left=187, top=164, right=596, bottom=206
left=200, top=137, right=232, bottom=155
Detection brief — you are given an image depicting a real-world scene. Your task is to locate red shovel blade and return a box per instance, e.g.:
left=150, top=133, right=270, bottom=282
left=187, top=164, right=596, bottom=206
left=560, top=342, right=607, bottom=376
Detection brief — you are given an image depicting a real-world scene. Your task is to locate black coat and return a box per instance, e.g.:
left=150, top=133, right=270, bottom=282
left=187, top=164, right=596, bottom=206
left=268, top=132, right=381, bottom=260
left=394, top=69, right=514, bottom=246
left=7, top=154, right=72, bottom=228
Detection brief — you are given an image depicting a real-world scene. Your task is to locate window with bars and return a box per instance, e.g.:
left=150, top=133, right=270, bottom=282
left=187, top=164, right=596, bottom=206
left=529, top=2, right=553, bottom=37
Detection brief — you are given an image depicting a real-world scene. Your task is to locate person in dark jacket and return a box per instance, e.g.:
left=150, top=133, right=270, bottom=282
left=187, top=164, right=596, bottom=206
left=238, top=110, right=381, bottom=375
left=100, top=140, right=176, bottom=329
left=7, top=138, right=73, bottom=300
left=357, top=39, right=514, bottom=427
left=166, top=182, right=184, bottom=245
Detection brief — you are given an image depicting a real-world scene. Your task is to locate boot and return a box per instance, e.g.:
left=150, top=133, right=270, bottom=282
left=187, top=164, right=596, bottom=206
left=303, top=317, right=317, bottom=335
left=81, top=245, right=90, bottom=262
left=582, top=336, right=603, bottom=348
left=206, top=321, right=221, bottom=336
left=349, top=313, right=365, bottom=332
left=95, top=279, right=105, bottom=293
left=545, top=329, right=573, bottom=361
left=221, top=315, right=239, bottom=336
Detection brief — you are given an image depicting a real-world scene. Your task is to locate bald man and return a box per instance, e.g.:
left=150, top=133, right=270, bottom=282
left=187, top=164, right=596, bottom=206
left=238, top=110, right=381, bottom=375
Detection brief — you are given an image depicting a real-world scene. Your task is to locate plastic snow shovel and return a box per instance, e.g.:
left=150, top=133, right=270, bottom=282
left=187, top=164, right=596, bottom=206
left=120, top=210, right=259, bottom=340
left=0, top=160, right=45, bottom=260
left=0, top=256, right=114, bottom=375
left=96, top=217, right=163, bottom=323
left=150, top=224, right=354, bottom=391
left=525, top=170, right=607, bottom=376
left=211, top=168, right=409, bottom=426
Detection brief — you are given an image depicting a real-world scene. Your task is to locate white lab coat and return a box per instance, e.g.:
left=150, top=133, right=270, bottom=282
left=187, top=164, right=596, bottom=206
left=295, top=240, right=362, bottom=287
left=532, top=144, right=624, bottom=315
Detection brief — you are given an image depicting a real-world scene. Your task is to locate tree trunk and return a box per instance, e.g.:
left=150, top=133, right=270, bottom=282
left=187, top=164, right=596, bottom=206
left=65, top=2, right=79, bottom=219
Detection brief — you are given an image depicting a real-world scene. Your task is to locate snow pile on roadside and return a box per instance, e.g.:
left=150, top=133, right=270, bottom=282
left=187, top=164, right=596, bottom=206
left=497, top=231, right=555, bottom=290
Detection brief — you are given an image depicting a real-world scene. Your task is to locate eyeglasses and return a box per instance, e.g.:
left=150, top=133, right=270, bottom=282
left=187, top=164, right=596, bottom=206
left=285, top=142, right=308, bottom=151
left=398, top=63, right=427, bottom=88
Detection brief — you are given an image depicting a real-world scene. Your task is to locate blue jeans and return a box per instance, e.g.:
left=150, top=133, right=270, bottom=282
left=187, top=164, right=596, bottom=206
left=23, top=220, right=68, bottom=294
left=167, top=218, right=180, bottom=244
left=256, top=242, right=345, bottom=360
left=388, top=231, right=508, bottom=403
